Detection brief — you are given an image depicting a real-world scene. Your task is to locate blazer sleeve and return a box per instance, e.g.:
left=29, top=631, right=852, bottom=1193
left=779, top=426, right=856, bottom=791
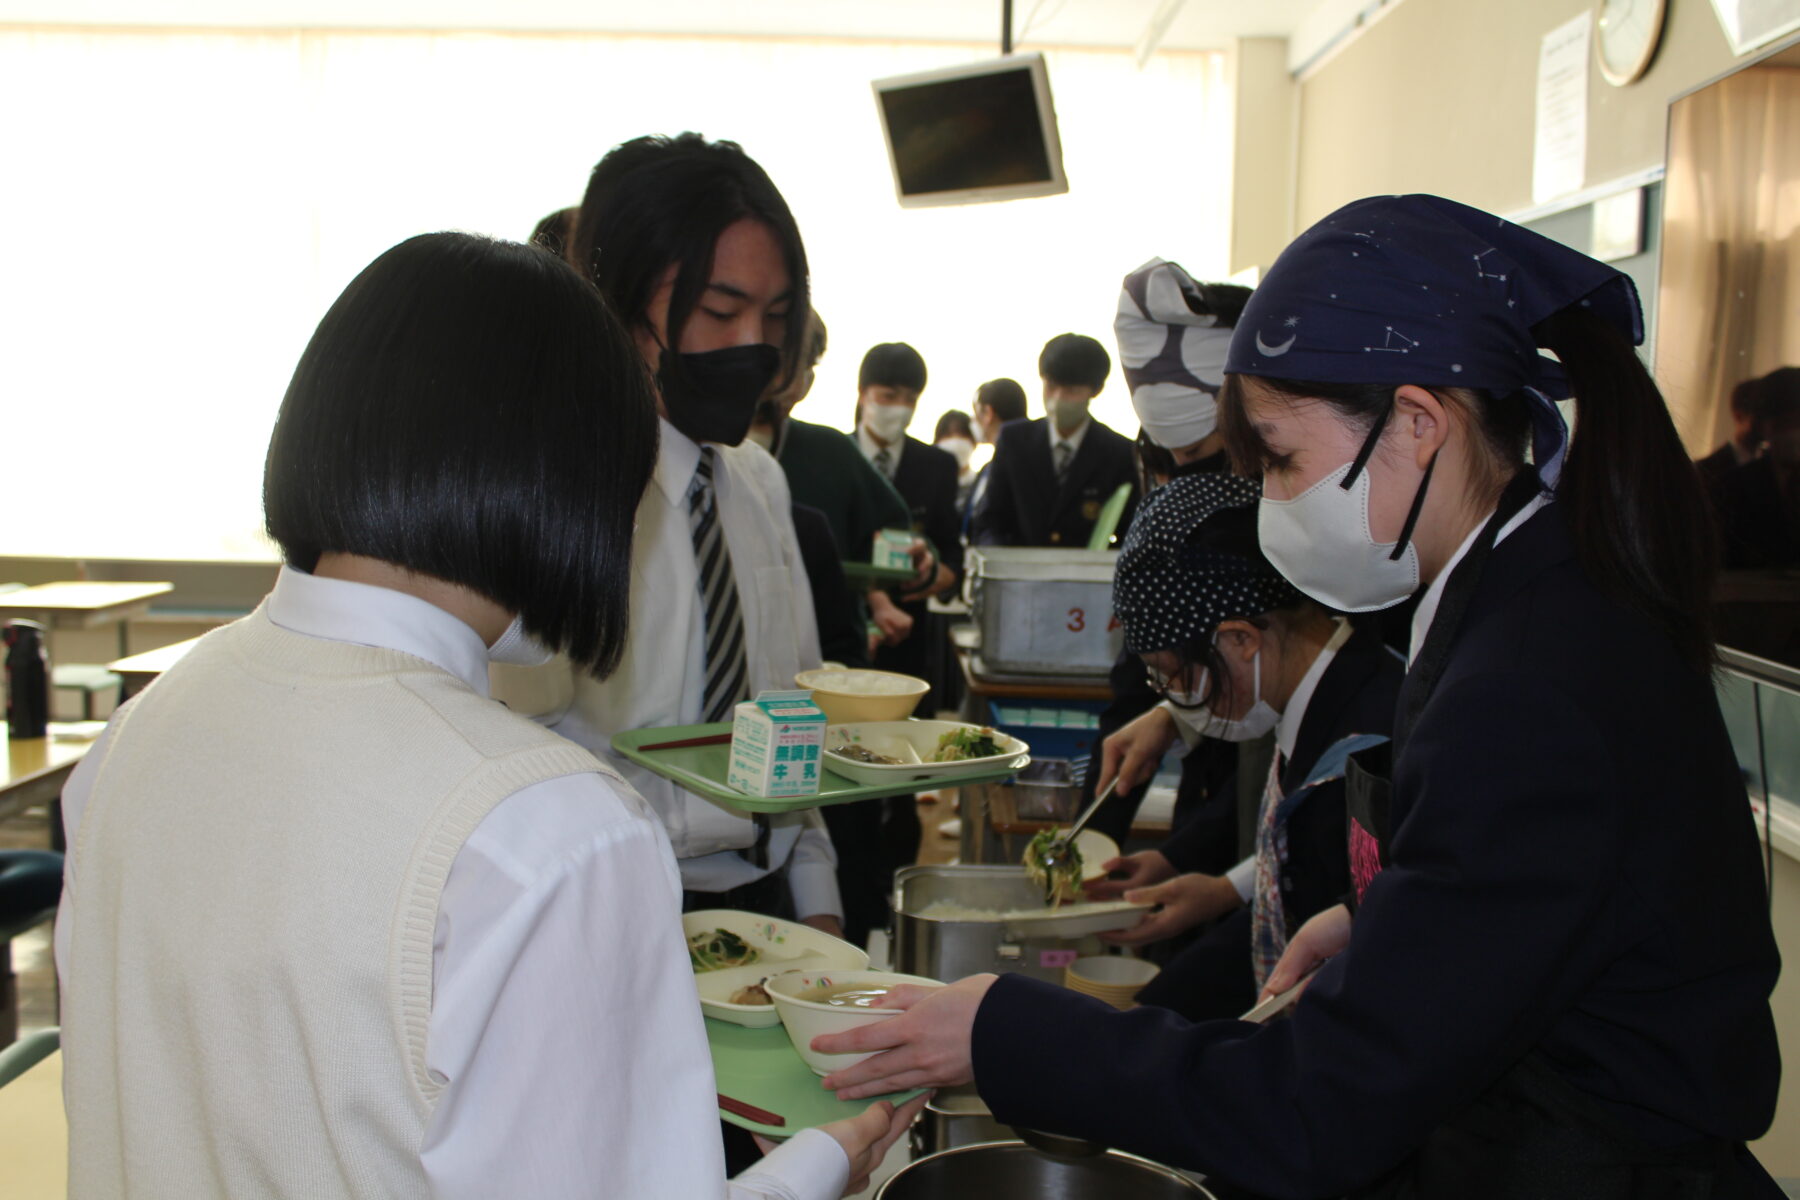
left=970, top=426, right=1022, bottom=547
left=928, top=452, right=965, bottom=584
left=972, top=670, right=1617, bottom=1198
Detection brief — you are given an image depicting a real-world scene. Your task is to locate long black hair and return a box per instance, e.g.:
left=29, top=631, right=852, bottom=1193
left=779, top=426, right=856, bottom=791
left=1221, top=304, right=1718, bottom=674
left=569, top=132, right=811, bottom=391
left=264, top=232, right=658, bottom=677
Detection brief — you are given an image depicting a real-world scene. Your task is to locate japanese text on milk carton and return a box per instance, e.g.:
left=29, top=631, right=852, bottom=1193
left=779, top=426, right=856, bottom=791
left=727, top=689, right=827, bottom=798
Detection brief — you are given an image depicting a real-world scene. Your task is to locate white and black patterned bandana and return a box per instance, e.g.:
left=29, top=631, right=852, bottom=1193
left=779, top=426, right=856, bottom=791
left=1113, top=473, right=1301, bottom=654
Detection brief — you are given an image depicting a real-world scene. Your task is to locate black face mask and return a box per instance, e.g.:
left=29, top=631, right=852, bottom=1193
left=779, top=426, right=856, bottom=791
left=657, top=343, right=782, bottom=447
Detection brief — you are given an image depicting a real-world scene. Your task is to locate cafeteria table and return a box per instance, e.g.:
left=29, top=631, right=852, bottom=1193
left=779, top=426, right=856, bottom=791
left=2, top=724, right=98, bottom=850
left=0, top=581, right=174, bottom=659
left=109, top=635, right=202, bottom=698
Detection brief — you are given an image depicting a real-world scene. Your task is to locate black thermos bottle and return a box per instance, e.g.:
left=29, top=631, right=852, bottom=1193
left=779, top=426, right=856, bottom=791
left=3, top=619, right=50, bottom=738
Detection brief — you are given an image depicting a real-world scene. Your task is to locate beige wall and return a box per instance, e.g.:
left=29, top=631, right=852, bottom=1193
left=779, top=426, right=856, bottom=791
left=1229, top=37, right=1298, bottom=275
left=1289, top=0, right=1741, bottom=230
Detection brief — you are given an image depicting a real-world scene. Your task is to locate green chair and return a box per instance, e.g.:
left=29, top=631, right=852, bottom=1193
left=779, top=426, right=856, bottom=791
left=0, top=1027, right=57, bottom=1089
left=1085, top=483, right=1135, bottom=551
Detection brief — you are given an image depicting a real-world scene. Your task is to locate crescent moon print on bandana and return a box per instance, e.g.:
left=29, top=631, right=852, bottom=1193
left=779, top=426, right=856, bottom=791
left=1254, top=316, right=1301, bottom=357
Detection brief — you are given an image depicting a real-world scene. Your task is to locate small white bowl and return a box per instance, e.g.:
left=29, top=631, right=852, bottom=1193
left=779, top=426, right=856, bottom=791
left=766, top=968, right=943, bottom=1075
left=1064, top=955, right=1161, bottom=1010
left=795, top=668, right=930, bottom=725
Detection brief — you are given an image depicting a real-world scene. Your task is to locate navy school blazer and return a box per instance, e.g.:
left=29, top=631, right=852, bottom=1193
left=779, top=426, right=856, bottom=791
left=970, top=416, right=1138, bottom=548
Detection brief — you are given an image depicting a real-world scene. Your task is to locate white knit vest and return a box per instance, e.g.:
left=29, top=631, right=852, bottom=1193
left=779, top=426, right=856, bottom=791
left=62, top=606, right=605, bottom=1199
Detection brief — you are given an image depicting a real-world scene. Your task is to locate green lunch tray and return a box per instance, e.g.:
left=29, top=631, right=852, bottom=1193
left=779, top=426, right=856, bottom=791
left=611, top=723, right=1028, bottom=813
left=839, top=559, right=917, bottom=584
left=707, top=1017, right=925, bottom=1137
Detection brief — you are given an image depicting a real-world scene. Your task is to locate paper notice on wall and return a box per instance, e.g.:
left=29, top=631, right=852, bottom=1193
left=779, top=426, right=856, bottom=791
left=1533, top=12, right=1591, bottom=205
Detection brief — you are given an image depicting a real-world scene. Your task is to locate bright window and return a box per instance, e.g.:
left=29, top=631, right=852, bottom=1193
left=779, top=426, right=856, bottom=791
left=0, top=28, right=1230, bottom=561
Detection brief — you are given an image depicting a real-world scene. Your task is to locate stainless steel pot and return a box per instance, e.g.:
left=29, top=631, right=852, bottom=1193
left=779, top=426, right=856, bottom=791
left=912, top=1085, right=1010, bottom=1156
left=875, top=1141, right=1214, bottom=1198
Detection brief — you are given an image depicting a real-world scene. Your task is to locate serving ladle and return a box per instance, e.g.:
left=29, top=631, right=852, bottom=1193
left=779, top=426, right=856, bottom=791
left=1025, top=776, right=1120, bottom=898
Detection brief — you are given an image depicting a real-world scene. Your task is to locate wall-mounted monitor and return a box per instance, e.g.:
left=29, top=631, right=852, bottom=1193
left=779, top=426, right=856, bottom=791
left=872, top=52, right=1068, bottom=209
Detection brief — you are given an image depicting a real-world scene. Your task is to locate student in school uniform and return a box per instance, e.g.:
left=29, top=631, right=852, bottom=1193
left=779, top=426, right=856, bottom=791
left=812, top=195, right=1782, bottom=1198
left=963, top=376, right=1028, bottom=533
left=840, top=341, right=962, bottom=946
left=1081, top=260, right=1256, bottom=856
left=1084, top=472, right=1402, bottom=1023
left=549, top=133, right=844, bottom=932
left=55, top=232, right=917, bottom=1199
left=853, top=341, right=963, bottom=688
left=970, top=333, right=1138, bottom=548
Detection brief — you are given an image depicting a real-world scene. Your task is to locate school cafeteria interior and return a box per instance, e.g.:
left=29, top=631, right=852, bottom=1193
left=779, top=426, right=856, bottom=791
left=4, top=0, right=1800, bottom=1196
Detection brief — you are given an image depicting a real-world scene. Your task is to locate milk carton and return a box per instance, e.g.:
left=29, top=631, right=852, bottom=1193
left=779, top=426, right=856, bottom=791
left=727, top=689, right=828, bottom=798
left=871, top=528, right=915, bottom=572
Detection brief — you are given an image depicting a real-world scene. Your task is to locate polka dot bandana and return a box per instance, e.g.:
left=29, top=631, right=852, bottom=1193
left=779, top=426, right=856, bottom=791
left=1113, top=473, right=1303, bottom=654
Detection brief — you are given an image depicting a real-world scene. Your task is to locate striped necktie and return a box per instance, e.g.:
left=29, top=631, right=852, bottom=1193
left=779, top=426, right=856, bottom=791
left=875, top=447, right=894, bottom=477
left=1054, top=440, right=1073, bottom=481
left=688, top=449, right=768, bottom=866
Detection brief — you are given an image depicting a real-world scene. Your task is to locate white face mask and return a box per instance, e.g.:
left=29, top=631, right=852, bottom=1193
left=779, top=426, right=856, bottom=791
left=1258, top=401, right=1437, bottom=613
left=1157, top=642, right=1280, bottom=743
left=937, top=436, right=975, bottom=469
left=1259, top=462, right=1423, bottom=613
left=1045, top=396, right=1089, bottom=433
left=488, top=615, right=555, bottom=667
left=863, top=403, right=912, bottom=443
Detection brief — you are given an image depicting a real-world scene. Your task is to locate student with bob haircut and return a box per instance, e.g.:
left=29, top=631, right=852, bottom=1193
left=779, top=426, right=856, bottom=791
left=808, top=196, right=1782, bottom=1198
left=536, top=131, right=849, bottom=937
left=57, top=232, right=916, bottom=1199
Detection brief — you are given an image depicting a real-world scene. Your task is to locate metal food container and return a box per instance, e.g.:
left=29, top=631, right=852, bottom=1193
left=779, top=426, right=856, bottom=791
left=876, top=1142, right=1214, bottom=1198
left=893, top=865, right=1134, bottom=985
left=912, top=1085, right=1010, bottom=1156
left=967, top=547, right=1122, bottom=676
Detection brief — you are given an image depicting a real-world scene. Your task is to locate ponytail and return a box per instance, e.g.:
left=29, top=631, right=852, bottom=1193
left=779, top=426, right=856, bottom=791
left=1533, top=306, right=1718, bottom=674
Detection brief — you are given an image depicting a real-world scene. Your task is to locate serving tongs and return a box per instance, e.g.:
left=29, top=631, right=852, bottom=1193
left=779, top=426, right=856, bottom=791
left=1026, top=776, right=1119, bottom=900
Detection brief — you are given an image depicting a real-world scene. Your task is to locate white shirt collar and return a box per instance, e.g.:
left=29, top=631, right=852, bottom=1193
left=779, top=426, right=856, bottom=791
left=1276, top=617, right=1352, bottom=763
left=855, top=425, right=901, bottom=475
left=266, top=566, right=493, bottom=695
left=1408, top=494, right=1550, bottom=666
left=1048, top=416, right=1091, bottom=459
left=653, top=416, right=703, bottom=507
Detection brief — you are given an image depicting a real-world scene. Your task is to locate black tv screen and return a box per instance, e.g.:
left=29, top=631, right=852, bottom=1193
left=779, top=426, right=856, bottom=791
left=873, top=53, right=1068, bottom=208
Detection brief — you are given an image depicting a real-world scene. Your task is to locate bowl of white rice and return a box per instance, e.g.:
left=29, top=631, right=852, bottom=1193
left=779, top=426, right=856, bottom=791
left=795, top=667, right=930, bottom=724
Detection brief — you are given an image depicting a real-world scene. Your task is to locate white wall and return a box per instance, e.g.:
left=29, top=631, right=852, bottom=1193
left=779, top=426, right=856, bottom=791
left=0, top=28, right=1230, bottom=562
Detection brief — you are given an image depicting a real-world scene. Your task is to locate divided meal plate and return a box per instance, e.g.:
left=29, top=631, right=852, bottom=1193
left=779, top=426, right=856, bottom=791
left=825, top=720, right=1030, bottom=786
left=685, top=910, right=868, bottom=1028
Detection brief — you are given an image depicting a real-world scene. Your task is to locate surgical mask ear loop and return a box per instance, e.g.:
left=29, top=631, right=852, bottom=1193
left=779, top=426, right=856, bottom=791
left=1337, top=397, right=1439, bottom=564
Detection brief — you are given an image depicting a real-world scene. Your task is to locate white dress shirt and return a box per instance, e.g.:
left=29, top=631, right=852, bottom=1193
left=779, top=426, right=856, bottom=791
left=56, top=568, right=849, bottom=1199
left=855, top=426, right=902, bottom=480
left=1048, top=416, right=1091, bottom=467
left=534, top=419, right=841, bottom=917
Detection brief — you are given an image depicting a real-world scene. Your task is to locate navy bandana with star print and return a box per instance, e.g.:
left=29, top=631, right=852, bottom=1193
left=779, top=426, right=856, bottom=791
left=1223, top=194, right=1644, bottom=488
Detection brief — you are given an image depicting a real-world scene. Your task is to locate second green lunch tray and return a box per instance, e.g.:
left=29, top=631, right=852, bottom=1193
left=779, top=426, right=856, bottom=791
left=708, top=1017, right=925, bottom=1137
left=611, top=723, right=1028, bottom=813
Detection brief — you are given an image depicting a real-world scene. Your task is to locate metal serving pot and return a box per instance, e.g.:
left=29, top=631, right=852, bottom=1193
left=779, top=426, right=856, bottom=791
left=875, top=1141, right=1214, bottom=1199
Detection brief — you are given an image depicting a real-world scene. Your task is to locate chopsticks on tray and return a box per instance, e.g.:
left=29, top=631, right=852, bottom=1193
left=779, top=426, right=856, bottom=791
left=718, top=1093, right=785, bottom=1128
left=640, top=732, right=734, bottom=753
